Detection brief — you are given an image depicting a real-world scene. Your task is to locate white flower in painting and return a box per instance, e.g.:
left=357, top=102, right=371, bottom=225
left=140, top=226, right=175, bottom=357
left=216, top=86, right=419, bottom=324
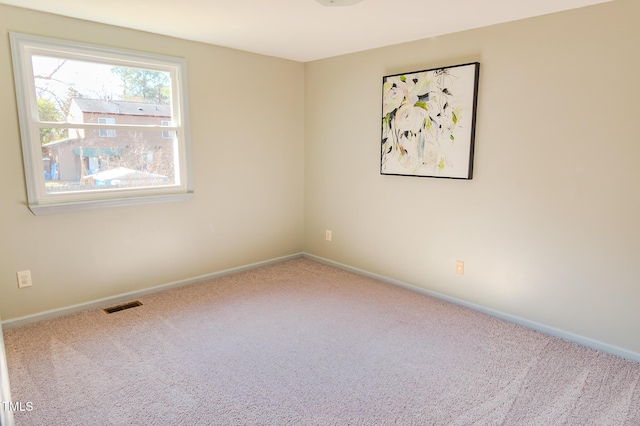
left=395, top=103, right=427, bottom=134
left=382, top=78, right=408, bottom=116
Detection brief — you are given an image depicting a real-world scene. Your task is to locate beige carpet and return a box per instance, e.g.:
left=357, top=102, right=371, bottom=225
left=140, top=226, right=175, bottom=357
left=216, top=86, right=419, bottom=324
left=3, top=258, right=640, bottom=425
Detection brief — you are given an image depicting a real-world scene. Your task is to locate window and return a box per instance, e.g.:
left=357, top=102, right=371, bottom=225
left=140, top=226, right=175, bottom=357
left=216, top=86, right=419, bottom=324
left=161, top=120, right=174, bottom=139
left=97, top=117, right=116, bottom=138
left=10, top=33, right=193, bottom=215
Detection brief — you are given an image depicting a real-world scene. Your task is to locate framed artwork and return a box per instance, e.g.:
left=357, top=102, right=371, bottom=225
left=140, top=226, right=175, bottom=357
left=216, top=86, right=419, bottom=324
left=381, top=62, right=480, bottom=179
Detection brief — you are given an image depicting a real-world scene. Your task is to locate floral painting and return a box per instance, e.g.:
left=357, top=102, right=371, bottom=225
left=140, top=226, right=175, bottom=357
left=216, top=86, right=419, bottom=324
left=381, top=62, right=479, bottom=179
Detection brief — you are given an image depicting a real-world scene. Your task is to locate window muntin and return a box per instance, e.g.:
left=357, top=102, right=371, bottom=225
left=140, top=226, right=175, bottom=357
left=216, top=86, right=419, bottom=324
left=10, top=33, right=192, bottom=214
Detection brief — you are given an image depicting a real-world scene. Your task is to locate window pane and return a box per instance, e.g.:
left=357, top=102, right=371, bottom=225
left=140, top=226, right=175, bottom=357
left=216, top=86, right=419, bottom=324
left=31, top=55, right=172, bottom=134
left=42, top=128, right=178, bottom=194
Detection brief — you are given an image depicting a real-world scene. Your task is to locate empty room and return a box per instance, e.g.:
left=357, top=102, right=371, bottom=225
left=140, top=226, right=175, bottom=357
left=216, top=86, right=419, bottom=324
left=1, top=0, right=639, bottom=424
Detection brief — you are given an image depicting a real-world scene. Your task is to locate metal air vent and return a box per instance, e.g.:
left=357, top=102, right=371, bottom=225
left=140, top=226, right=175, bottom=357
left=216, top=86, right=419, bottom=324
left=104, top=301, right=143, bottom=314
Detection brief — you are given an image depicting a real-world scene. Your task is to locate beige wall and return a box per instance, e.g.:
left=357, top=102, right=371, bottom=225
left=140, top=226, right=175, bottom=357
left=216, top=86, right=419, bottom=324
left=0, top=4, right=304, bottom=319
left=304, top=0, right=640, bottom=353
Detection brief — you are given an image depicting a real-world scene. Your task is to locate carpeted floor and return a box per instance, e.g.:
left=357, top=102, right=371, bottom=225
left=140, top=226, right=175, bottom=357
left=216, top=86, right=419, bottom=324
left=3, top=258, right=640, bottom=425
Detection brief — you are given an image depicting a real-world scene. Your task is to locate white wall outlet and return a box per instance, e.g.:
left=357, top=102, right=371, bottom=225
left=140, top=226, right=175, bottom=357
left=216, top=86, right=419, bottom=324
left=455, top=260, right=464, bottom=275
left=325, top=230, right=332, bottom=241
left=17, top=270, right=32, bottom=288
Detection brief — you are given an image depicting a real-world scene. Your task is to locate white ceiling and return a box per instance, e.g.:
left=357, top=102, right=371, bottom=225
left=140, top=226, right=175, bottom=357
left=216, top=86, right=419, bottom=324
left=0, top=0, right=611, bottom=62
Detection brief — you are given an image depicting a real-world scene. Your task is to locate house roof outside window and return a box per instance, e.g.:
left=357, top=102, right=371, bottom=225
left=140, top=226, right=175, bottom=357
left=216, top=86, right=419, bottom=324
left=71, top=98, right=171, bottom=117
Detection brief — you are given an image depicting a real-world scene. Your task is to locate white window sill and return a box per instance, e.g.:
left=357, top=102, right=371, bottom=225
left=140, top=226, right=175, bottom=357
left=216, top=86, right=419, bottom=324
left=28, top=191, right=194, bottom=215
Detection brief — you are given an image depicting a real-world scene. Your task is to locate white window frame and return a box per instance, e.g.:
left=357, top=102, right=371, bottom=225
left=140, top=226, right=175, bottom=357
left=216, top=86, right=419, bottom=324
left=10, top=33, right=193, bottom=215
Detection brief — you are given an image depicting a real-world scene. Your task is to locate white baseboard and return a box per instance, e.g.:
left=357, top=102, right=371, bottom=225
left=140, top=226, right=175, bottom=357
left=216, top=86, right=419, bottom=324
left=303, top=253, right=640, bottom=364
left=1, top=253, right=304, bottom=330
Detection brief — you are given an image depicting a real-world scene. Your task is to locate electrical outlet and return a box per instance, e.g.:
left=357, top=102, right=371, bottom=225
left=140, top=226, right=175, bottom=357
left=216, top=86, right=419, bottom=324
left=17, top=270, right=32, bottom=288
left=325, top=230, right=332, bottom=241
left=455, top=260, right=464, bottom=275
